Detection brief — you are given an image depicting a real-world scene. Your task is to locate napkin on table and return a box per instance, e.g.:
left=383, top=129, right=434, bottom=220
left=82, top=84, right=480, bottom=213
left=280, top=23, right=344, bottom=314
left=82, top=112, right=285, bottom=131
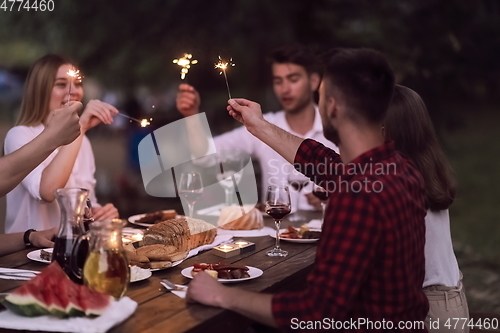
left=0, top=296, right=137, bottom=333
left=0, top=268, right=39, bottom=280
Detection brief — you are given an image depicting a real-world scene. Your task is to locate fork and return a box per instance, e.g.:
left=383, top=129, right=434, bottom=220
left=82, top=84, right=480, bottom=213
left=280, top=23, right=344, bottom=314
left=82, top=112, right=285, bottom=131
left=161, top=279, right=188, bottom=292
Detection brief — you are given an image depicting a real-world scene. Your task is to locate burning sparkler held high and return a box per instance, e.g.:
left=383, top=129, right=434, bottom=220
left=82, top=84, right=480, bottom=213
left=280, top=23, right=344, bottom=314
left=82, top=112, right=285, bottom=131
left=66, top=69, right=82, bottom=104
left=173, top=53, right=198, bottom=80
left=215, top=55, right=235, bottom=100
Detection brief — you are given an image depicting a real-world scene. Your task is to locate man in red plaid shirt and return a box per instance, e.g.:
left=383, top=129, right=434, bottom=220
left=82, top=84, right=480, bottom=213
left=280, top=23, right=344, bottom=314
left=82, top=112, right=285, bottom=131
left=186, top=48, right=429, bottom=332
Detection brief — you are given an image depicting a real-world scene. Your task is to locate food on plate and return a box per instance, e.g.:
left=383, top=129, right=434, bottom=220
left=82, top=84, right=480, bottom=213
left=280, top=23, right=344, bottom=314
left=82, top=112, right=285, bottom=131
left=124, top=244, right=187, bottom=270
left=136, top=210, right=178, bottom=224
left=217, top=205, right=264, bottom=230
left=280, top=225, right=321, bottom=239
left=143, top=217, right=216, bottom=252
left=2, top=262, right=112, bottom=318
left=192, top=262, right=250, bottom=279
left=204, top=270, right=218, bottom=279
left=40, top=249, right=52, bottom=261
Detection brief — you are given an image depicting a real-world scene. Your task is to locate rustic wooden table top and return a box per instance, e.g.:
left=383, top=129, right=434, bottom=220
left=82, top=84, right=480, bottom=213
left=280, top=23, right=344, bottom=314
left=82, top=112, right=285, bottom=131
left=0, top=211, right=321, bottom=333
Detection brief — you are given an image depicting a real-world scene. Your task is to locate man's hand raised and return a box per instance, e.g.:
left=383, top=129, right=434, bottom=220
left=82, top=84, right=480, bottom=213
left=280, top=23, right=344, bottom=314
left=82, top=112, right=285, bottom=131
left=227, top=98, right=266, bottom=134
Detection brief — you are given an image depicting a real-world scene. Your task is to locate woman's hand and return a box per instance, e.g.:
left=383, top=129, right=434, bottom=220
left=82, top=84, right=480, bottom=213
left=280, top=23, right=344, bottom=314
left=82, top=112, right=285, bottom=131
left=92, top=203, right=119, bottom=221
left=30, top=227, right=57, bottom=248
left=79, top=100, right=118, bottom=133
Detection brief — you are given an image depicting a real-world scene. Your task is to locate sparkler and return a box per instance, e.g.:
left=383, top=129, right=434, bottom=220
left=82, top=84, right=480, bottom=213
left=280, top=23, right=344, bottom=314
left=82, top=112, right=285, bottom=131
left=173, top=53, right=198, bottom=80
left=215, top=56, right=235, bottom=99
left=117, top=113, right=152, bottom=127
left=66, top=69, right=82, bottom=104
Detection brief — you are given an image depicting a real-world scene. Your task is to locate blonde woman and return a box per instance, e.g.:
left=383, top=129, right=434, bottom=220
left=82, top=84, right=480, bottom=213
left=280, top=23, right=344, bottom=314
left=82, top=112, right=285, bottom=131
left=4, top=54, right=119, bottom=233
left=385, top=85, right=469, bottom=333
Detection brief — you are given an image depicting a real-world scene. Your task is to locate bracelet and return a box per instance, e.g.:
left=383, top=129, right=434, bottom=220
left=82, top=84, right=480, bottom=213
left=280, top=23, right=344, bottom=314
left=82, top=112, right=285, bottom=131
left=23, top=229, right=37, bottom=247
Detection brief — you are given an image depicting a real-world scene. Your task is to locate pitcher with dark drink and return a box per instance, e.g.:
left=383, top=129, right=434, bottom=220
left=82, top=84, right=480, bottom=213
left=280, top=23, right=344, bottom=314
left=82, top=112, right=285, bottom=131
left=52, top=188, right=89, bottom=283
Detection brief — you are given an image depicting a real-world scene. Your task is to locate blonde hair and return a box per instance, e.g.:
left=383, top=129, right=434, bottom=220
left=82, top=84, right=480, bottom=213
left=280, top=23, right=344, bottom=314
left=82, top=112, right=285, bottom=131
left=16, top=54, right=72, bottom=126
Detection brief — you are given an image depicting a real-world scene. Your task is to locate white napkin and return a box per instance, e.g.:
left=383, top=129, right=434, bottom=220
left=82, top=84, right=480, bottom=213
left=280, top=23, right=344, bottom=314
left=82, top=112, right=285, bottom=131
left=160, top=282, right=187, bottom=299
left=186, top=234, right=233, bottom=258
left=306, top=219, right=323, bottom=230
left=196, top=203, right=226, bottom=216
left=0, top=268, right=39, bottom=280
left=0, top=296, right=137, bottom=333
left=217, top=227, right=275, bottom=238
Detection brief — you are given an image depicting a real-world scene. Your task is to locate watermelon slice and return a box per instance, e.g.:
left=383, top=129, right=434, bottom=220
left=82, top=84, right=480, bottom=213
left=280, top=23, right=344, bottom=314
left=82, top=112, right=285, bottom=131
left=2, top=262, right=113, bottom=318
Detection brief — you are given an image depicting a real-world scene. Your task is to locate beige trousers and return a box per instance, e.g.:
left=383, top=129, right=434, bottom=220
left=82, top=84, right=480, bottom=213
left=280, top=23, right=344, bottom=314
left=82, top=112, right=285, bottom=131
left=423, top=276, right=469, bottom=333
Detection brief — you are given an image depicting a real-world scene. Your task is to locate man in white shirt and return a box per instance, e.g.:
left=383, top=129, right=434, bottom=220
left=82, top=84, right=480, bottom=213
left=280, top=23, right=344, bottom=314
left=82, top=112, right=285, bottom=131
left=177, top=45, right=338, bottom=211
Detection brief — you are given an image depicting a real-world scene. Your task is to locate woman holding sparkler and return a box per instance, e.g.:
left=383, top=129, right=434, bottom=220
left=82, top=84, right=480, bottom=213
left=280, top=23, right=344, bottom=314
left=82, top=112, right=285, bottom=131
left=3, top=54, right=119, bottom=233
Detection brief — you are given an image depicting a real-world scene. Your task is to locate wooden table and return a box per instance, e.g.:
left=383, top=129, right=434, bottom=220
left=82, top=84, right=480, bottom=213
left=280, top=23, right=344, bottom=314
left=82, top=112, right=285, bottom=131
left=0, top=211, right=321, bottom=333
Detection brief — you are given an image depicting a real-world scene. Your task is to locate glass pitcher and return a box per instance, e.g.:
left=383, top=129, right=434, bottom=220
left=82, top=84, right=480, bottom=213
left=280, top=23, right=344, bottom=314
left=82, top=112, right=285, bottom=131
left=73, top=219, right=130, bottom=300
left=52, top=188, right=89, bottom=283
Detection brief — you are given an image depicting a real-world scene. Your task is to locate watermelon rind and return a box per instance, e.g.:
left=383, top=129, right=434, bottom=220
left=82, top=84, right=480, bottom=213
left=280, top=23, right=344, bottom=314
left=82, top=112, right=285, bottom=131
left=2, top=294, right=49, bottom=317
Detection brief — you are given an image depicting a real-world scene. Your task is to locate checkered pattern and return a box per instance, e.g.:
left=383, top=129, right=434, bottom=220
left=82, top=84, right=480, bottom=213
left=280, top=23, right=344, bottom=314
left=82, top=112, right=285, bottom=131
left=272, top=139, right=429, bottom=332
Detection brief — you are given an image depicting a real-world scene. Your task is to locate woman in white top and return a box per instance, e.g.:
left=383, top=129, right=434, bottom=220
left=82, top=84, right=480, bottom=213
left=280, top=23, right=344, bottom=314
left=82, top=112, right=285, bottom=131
left=385, top=85, right=469, bottom=333
left=4, top=54, right=120, bottom=233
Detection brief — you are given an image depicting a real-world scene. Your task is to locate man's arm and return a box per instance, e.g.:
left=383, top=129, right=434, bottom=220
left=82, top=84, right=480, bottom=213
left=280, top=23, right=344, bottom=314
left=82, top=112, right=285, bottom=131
left=0, top=103, right=81, bottom=197
left=227, top=99, right=304, bottom=164
left=186, top=271, right=277, bottom=327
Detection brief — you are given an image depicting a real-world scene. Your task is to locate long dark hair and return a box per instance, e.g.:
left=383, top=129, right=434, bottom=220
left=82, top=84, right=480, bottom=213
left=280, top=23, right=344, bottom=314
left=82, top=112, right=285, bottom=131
left=385, top=85, right=456, bottom=211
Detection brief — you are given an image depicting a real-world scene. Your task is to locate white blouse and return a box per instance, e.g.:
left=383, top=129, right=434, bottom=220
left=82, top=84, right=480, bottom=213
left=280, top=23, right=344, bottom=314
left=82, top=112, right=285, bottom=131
left=4, top=124, right=99, bottom=233
left=424, top=209, right=460, bottom=287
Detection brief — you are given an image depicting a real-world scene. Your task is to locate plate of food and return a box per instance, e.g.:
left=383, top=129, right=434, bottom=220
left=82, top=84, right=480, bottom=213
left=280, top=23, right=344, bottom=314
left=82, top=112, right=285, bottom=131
left=124, top=243, right=187, bottom=271
left=129, top=265, right=152, bottom=282
left=27, top=248, right=52, bottom=264
left=128, top=210, right=179, bottom=227
left=270, top=225, right=321, bottom=243
left=181, top=263, right=263, bottom=283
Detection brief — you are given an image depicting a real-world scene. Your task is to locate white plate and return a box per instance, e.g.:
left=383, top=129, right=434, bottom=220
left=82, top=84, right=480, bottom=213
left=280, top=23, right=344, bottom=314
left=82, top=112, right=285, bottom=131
left=150, top=259, right=184, bottom=272
left=270, top=229, right=320, bottom=243
left=127, top=212, right=183, bottom=228
left=181, top=266, right=263, bottom=283
left=129, top=266, right=152, bottom=282
left=27, top=248, right=52, bottom=264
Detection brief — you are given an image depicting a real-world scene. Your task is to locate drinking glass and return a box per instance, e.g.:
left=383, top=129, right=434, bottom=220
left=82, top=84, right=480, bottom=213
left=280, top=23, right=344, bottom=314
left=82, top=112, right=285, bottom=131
left=265, top=185, right=291, bottom=257
left=216, top=151, right=244, bottom=206
left=179, top=172, right=204, bottom=217
left=287, top=171, right=310, bottom=222
left=312, top=184, right=329, bottom=221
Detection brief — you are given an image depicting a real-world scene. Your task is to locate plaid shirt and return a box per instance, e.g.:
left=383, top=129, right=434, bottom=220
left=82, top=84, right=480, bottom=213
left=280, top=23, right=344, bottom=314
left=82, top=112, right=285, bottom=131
left=272, top=139, right=429, bottom=332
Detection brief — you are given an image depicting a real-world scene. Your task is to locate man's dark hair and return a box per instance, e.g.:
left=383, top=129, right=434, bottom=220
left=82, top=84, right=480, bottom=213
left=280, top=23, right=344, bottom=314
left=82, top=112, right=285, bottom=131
left=268, top=44, right=320, bottom=75
left=322, top=48, right=395, bottom=124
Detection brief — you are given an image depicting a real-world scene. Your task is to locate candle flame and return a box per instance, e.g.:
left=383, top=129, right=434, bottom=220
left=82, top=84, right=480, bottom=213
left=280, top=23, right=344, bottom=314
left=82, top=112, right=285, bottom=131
left=173, top=53, right=198, bottom=80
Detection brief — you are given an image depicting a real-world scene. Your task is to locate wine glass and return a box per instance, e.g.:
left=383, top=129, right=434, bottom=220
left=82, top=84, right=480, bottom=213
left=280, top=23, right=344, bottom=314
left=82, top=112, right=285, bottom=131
left=287, top=170, right=310, bottom=222
left=312, top=184, right=329, bottom=221
left=216, top=151, right=244, bottom=206
left=265, top=185, right=291, bottom=257
left=179, top=172, right=204, bottom=218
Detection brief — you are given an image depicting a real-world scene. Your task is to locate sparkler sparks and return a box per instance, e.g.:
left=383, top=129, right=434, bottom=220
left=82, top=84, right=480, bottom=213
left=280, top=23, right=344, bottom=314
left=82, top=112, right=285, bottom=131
left=66, top=69, right=82, bottom=104
left=214, top=56, right=235, bottom=99
left=173, top=53, right=198, bottom=80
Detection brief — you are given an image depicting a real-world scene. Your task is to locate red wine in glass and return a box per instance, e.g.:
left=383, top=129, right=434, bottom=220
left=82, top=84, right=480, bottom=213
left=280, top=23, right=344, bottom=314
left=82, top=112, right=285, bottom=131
left=266, top=205, right=291, bottom=220
left=312, top=188, right=329, bottom=201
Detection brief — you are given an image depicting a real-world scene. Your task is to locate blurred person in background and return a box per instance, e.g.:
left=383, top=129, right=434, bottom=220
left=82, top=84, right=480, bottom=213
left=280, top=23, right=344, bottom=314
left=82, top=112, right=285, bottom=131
left=385, top=85, right=469, bottom=333
left=176, top=45, right=338, bottom=211
left=4, top=54, right=119, bottom=234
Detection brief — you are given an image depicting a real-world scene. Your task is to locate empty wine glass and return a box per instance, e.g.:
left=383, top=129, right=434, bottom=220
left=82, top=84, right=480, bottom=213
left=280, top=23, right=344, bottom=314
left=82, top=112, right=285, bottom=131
left=287, top=170, right=310, bottom=222
left=216, top=151, right=244, bottom=206
left=179, top=172, right=204, bottom=218
left=265, top=185, right=291, bottom=257
left=312, top=184, right=329, bottom=221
